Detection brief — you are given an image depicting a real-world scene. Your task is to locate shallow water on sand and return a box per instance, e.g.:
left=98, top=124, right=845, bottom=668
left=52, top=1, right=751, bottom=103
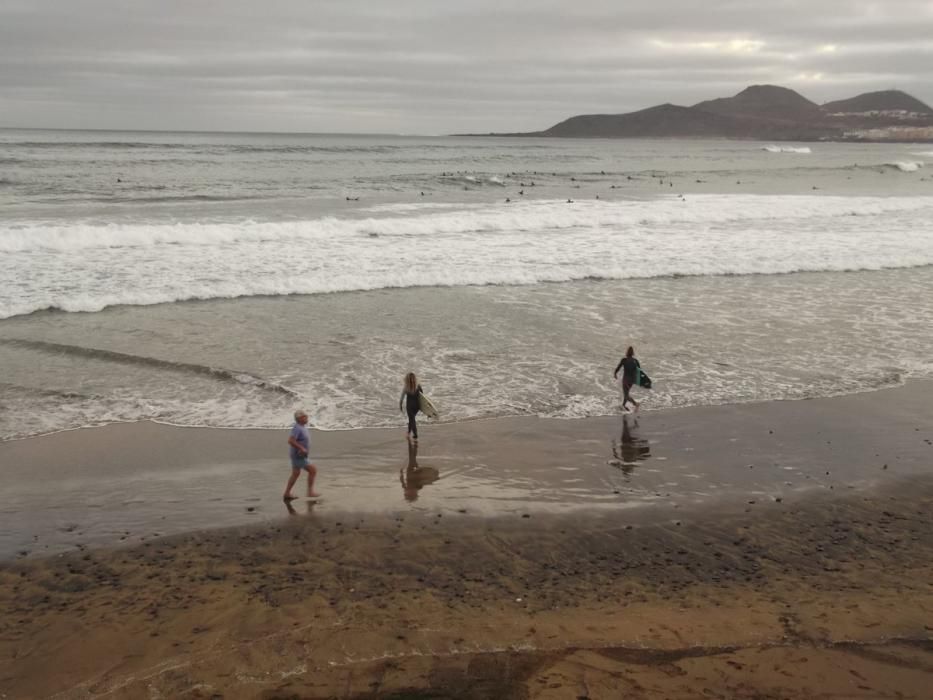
left=2, top=267, right=932, bottom=440
left=3, top=381, right=931, bottom=560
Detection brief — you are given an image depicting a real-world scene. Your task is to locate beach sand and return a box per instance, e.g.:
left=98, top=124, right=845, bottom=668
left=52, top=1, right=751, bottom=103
left=2, top=384, right=933, bottom=698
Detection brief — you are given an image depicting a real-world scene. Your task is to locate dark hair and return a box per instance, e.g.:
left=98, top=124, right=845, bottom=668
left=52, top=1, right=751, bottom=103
left=626, top=346, right=634, bottom=358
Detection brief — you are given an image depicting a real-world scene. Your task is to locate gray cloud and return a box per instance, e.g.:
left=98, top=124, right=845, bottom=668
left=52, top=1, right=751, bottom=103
left=1, top=0, right=931, bottom=133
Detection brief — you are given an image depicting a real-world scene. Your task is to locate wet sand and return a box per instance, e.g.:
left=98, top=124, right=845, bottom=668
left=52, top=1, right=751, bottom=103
left=3, top=381, right=933, bottom=560
left=2, top=384, right=933, bottom=697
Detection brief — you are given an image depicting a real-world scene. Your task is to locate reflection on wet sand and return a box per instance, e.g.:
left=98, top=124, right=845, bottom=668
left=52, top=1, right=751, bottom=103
left=284, top=498, right=319, bottom=517
left=401, top=441, right=440, bottom=502
left=609, top=415, right=651, bottom=478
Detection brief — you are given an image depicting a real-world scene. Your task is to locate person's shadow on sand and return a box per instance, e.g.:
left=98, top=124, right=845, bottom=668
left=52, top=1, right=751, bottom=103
left=609, top=415, right=651, bottom=478
left=400, top=442, right=440, bottom=502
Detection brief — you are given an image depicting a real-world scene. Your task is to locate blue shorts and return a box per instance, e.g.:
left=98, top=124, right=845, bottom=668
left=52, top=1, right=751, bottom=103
left=290, top=454, right=310, bottom=470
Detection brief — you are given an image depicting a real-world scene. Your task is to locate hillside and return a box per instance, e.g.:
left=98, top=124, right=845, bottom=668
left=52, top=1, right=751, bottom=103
left=694, top=84, right=822, bottom=122
left=822, top=90, right=933, bottom=115
left=538, top=100, right=835, bottom=140
left=483, top=85, right=933, bottom=142
left=542, top=104, right=742, bottom=138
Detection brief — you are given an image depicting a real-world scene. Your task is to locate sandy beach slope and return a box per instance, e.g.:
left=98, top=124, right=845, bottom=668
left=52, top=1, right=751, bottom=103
left=1, top=384, right=932, bottom=698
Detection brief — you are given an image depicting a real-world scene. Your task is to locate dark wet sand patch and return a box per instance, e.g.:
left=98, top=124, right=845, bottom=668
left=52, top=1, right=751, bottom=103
left=2, top=476, right=933, bottom=698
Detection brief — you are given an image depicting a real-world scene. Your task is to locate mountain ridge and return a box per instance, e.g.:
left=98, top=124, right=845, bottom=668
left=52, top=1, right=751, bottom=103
left=822, top=90, right=932, bottom=115
left=482, top=85, right=933, bottom=142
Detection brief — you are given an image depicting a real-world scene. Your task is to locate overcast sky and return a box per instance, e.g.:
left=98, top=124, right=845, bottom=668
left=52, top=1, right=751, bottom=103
left=2, top=0, right=931, bottom=134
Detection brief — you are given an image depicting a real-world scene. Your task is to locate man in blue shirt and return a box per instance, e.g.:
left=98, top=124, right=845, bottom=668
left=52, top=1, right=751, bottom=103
left=283, top=409, right=320, bottom=501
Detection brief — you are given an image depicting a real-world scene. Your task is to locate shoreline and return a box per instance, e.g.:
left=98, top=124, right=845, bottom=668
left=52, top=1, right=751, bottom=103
left=1, top=380, right=932, bottom=696
left=1, top=367, right=919, bottom=442
left=2, top=380, right=933, bottom=561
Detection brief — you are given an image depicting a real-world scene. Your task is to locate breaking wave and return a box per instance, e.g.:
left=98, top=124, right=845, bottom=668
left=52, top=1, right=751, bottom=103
left=762, top=145, right=812, bottom=153
left=3, top=194, right=933, bottom=319
left=0, top=339, right=298, bottom=397
left=885, top=160, right=924, bottom=172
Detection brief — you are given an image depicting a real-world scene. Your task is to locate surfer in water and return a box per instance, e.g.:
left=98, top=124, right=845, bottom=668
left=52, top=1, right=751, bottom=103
left=283, top=409, right=319, bottom=501
left=399, top=372, right=424, bottom=443
left=613, top=346, right=641, bottom=413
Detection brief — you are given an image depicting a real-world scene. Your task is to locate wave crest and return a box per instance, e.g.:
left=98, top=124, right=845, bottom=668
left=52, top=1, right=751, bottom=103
left=3, top=194, right=933, bottom=319
left=762, top=145, right=812, bottom=154
left=0, top=339, right=297, bottom=397
left=885, top=160, right=924, bottom=172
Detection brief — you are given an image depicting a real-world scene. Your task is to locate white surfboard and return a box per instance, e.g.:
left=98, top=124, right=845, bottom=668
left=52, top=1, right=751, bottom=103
left=419, top=393, right=439, bottom=419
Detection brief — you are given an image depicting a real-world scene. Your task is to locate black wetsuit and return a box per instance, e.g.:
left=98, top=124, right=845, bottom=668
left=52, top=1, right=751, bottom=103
left=400, top=385, right=423, bottom=438
left=614, top=357, right=640, bottom=409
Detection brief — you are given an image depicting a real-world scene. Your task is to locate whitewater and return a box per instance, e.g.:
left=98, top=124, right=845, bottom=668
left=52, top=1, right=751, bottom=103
left=3, top=194, right=933, bottom=320
left=2, top=130, right=933, bottom=440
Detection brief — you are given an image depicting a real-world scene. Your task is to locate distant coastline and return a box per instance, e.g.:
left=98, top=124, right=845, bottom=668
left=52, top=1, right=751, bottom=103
left=466, top=84, right=933, bottom=142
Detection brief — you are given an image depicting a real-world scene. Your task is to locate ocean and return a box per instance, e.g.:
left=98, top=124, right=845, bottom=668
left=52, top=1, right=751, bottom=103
left=2, top=129, right=933, bottom=441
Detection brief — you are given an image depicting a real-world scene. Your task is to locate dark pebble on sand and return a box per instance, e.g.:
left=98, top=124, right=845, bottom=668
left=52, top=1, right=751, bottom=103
left=522, top=514, right=531, bottom=518
left=246, top=507, right=255, bottom=512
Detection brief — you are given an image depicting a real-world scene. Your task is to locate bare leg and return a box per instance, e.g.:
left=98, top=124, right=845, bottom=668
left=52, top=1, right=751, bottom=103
left=283, top=468, right=301, bottom=500
left=306, top=464, right=320, bottom=497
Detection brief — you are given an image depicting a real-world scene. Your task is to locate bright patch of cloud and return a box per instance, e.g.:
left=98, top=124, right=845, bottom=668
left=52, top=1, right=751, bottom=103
left=651, top=38, right=765, bottom=54
left=818, top=44, right=838, bottom=53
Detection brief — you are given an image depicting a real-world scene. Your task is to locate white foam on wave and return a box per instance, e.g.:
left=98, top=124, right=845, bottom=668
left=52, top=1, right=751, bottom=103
left=911, top=151, right=933, bottom=158
left=447, top=173, right=505, bottom=187
left=358, top=202, right=463, bottom=213
left=763, top=145, right=812, bottom=154
left=3, top=194, right=933, bottom=319
left=887, top=160, right=924, bottom=172
left=3, top=195, right=931, bottom=254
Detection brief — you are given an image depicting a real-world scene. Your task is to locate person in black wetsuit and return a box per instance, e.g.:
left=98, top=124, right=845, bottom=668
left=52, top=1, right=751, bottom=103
left=613, top=346, right=641, bottom=413
left=399, top=372, right=424, bottom=443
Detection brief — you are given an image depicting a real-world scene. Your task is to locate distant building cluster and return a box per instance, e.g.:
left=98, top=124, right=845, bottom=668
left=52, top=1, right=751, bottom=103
left=842, top=125, right=933, bottom=141
left=830, top=109, right=930, bottom=121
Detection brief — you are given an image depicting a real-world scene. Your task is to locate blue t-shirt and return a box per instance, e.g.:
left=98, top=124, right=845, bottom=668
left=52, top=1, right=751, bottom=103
left=289, top=422, right=310, bottom=458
